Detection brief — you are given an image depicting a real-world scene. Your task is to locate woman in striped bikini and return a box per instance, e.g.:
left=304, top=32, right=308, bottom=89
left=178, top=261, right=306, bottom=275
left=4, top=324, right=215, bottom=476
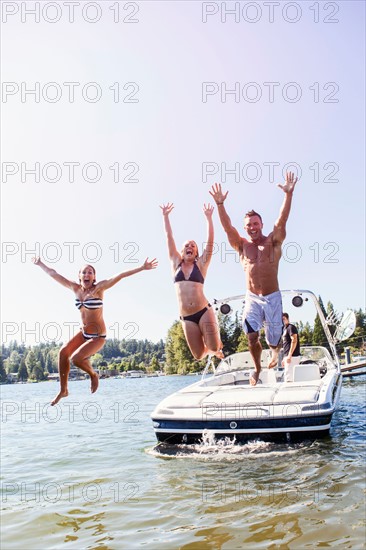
left=33, top=257, right=157, bottom=405
left=160, top=203, right=223, bottom=361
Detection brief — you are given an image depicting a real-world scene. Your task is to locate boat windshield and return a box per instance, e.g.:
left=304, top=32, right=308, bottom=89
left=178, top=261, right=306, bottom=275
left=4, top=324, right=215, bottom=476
left=215, top=346, right=334, bottom=376
left=215, top=351, right=270, bottom=375
left=299, top=346, right=334, bottom=365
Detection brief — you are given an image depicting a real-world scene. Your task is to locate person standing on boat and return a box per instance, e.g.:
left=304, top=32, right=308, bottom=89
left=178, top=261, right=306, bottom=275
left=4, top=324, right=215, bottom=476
left=33, top=257, right=158, bottom=405
left=282, top=312, right=301, bottom=382
left=160, top=202, right=223, bottom=360
left=209, top=172, right=298, bottom=385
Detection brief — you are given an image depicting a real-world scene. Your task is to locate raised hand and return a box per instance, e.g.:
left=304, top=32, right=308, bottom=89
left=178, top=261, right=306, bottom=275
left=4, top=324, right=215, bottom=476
left=209, top=183, right=228, bottom=205
left=143, top=257, right=158, bottom=270
left=160, top=203, right=174, bottom=216
left=203, top=203, right=214, bottom=218
left=277, top=172, right=298, bottom=193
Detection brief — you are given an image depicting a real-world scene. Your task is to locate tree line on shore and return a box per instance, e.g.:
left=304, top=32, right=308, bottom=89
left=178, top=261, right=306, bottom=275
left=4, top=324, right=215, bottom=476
left=1, top=298, right=365, bottom=383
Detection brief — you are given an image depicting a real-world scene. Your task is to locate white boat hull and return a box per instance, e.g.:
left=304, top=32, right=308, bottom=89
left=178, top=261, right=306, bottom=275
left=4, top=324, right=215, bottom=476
left=152, top=356, right=342, bottom=444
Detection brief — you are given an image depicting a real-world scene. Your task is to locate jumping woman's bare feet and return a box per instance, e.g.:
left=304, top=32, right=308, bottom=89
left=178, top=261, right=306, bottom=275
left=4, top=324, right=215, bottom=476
left=51, top=389, right=69, bottom=406
left=90, top=372, right=99, bottom=393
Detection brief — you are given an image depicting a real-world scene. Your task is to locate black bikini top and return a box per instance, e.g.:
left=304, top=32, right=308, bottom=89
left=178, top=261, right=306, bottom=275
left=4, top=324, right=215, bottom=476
left=174, top=262, right=204, bottom=284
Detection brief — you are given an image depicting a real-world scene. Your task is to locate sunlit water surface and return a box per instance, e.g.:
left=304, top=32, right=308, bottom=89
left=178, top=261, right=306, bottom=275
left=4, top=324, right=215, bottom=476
left=1, top=375, right=365, bottom=549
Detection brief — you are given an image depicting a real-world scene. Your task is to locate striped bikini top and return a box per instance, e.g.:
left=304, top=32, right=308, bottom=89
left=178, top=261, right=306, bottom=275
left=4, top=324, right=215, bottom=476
left=75, top=298, right=103, bottom=310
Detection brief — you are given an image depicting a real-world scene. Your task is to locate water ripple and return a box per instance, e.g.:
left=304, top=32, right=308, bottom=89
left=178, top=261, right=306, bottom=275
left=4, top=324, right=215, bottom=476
left=1, top=376, right=365, bottom=549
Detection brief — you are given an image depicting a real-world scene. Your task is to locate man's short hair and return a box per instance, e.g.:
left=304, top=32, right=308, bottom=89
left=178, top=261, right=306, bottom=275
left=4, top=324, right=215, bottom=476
left=244, top=210, right=262, bottom=223
left=282, top=312, right=289, bottom=320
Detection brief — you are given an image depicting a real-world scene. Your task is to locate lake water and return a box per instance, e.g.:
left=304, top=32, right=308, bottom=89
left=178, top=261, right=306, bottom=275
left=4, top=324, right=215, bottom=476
left=1, top=375, right=365, bottom=549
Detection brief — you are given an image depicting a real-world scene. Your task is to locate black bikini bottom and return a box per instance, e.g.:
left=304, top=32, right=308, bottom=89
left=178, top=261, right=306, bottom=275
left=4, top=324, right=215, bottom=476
left=180, top=304, right=211, bottom=325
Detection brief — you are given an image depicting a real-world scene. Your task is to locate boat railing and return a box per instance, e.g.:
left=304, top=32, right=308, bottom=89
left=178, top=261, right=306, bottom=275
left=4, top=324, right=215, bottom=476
left=211, top=290, right=353, bottom=370
left=201, top=356, right=216, bottom=379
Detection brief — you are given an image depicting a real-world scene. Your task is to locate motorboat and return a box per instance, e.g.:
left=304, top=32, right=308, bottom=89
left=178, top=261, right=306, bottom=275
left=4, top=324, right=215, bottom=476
left=151, top=290, right=356, bottom=444
left=125, top=370, right=145, bottom=378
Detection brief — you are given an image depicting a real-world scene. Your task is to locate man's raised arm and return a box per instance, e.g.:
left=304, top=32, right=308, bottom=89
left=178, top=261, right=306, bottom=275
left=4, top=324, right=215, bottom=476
left=273, top=172, right=298, bottom=244
left=209, top=183, right=242, bottom=251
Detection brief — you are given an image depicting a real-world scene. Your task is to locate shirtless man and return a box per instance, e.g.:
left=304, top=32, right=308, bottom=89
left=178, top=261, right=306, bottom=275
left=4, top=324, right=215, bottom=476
left=209, top=172, right=298, bottom=385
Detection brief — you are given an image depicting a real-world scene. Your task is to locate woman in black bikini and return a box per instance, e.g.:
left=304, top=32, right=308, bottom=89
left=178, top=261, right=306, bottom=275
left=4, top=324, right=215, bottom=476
left=160, top=203, right=223, bottom=360
left=33, top=257, right=157, bottom=405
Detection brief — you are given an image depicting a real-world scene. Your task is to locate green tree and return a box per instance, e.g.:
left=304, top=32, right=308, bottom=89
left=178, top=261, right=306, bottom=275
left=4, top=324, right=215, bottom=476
left=6, top=350, right=22, bottom=373
left=298, top=322, right=313, bottom=346
left=0, top=355, right=7, bottom=383
left=236, top=331, right=249, bottom=352
left=354, top=308, right=366, bottom=330
left=217, top=309, right=246, bottom=356
left=165, top=362, right=177, bottom=375
left=18, top=358, right=29, bottom=382
left=177, top=361, right=190, bottom=375
left=25, top=350, right=38, bottom=376
left=313, top=296, right=327, bottom=346
left=353, top=309, right=366, bottom=349
left=35, top=350, right=46, bottom=372
left=91, top=353, right=103, bottom=368
left=29, top=361, right=45, bottom=381
left=150, top=355, right=160, bottom=372
left=4, top=341, right=26, bottom=359
left=128, top=357, right=137, bottom=371
left=165, top=321, right=194, bottom=374
left=119, top=360, right=129, bottom=372
left=45, top=353, right=55, bottom=374
left=218, top=311, right=234, bottom=355
left=231, top=312, right=244, bottom=352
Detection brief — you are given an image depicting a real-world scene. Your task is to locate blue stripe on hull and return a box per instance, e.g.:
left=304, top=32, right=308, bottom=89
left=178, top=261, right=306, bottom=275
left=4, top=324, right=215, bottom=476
left=153, top=414, right=333, bottom=444
left=153, top=414, right=332, bottom=431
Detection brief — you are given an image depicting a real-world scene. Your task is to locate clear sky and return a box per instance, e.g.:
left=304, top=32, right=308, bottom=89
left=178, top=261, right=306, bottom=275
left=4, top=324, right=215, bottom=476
left=1, top=0, right=365, bottom=346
